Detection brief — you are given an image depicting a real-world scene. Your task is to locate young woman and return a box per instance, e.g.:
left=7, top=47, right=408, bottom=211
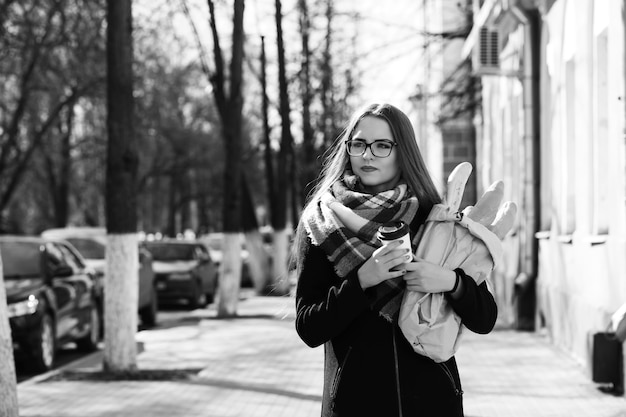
left=294, top=103, right=497, bottom=417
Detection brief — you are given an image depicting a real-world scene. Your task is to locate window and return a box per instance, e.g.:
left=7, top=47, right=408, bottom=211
left=57, top=243, right=84, bottom=271
left=0, top=241, right=43, bottom=278
left=592, top=29, right=609, bottom=234
left=45, top=243, right=65, bottom=270
left=560, top=58, right=576, bottom=234
left=66, top=237, right=106, bottom=260
left=146, top=243, right=195, bottom=261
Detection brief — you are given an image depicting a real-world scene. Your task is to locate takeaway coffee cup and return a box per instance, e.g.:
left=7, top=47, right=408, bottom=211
left=377, top=221, right=412, bottom=263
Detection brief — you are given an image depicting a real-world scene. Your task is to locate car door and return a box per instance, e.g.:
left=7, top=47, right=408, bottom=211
left=45, top=243, right=77, bottom=340
left=195, top=244, right=216, bottom=293
left=49, top=242, right=95, bottom=339
left=57, top=243, right=94, bottom=313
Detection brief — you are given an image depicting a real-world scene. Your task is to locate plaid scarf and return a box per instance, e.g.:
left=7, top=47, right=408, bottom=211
left=303, top=173, right=419, bottom=321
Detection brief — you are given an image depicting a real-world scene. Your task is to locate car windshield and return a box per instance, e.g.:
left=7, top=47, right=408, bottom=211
left=65, top=238, right=105, bottom=259
left=0, top=241, right=43, bottom=278
left=146, top=244, right=195, bottom=261
left=204, top=237, right=222, bottom=251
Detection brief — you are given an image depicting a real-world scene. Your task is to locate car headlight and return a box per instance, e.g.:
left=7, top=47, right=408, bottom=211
left=168, top=272, right=192, bottom=281
left=8, top=295, right=39, bottom=318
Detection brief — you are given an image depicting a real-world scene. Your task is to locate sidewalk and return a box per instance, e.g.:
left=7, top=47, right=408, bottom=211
left=17, top=294, right=626, bottom=417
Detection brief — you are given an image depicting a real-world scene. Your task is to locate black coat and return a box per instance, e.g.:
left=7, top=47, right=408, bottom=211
left=295, top=219, right=498, bottom=417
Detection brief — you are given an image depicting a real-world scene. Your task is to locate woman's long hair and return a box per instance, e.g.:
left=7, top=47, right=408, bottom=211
left=291, top=103, right=442, bottom=272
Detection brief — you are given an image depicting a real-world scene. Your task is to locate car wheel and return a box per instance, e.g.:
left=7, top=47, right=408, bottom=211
left=30, top=313, right=56, bottom=373
left=139, top=287, right=158, bottom=327
left=188, top=280, right=207, bottom=309
left=76, top=305, right=100, bottom=352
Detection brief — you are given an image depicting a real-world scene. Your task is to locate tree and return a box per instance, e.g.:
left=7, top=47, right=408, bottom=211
left=182, top=0, right=247, bottom=316
left=319, top=0, right=338, bottom=148
left=41, top=107, right=74, bottom=227
left=0, top=256, right=18, bottom=416
left=0, top=1, right=104, bottom=231
left=103, top=0, right=139, bottom=372
left=241, top=172, right=270, bottom=293
left=298, top=0, right=316, bottom=201
left=132, top=40, right=223, bottom=235
left=209, top=0, right=245, bottom=316
left=270, top=0, right=294, bottom=296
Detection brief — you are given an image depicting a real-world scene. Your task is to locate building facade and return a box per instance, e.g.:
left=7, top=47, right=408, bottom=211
left=463, top=0, right=626, bottom=388
left=412, top=0, right=519, bottom=328
left=411, top=0, right=478, bottom=207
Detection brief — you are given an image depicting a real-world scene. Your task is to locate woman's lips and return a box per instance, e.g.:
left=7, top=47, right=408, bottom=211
left=360, top=166, right=377, bottom=172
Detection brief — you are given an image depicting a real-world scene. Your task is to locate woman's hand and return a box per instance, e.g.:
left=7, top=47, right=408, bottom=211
left=357, top=240, right=412, bottom=289
left=403, top=258, right=463, bottom=298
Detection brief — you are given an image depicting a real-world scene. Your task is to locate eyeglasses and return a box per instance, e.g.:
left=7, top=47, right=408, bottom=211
left=345, top=139, right=397, bottom=158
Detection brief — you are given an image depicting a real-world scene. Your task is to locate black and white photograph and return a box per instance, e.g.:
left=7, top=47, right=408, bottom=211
left=1, top=0, right=626, bottom=416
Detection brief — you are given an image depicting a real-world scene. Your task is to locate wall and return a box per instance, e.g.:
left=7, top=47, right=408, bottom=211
left=535, top=0, right=626, bottom=374
left=412, top=0, right=475, bottom=196
left=475, top=0, right=626, bottom=378
left=475, top=21, right=527, bottom=328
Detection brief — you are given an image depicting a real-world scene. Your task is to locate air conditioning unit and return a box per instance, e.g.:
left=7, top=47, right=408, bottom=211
left=473, top=26, right=500, bottom=76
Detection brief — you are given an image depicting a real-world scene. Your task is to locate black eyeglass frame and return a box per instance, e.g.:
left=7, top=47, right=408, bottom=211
left=344, top=139, right=397, bottom=158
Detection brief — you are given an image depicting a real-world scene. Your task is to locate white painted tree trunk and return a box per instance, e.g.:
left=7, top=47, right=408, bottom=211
left=216, top=233, right=242, bottom=317
left=0, top=254, right=19, bottom=417
left=103, top=233, right=138, bottom=372
left=271, top=228, right=291, bottom=295
left=243, top=230, right=270, bottom=294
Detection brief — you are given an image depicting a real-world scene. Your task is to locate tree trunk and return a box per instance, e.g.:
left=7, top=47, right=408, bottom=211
left=271, top=228, right=291, bottom=294
left=56, top=113, right=71, bottom=227
left=104, top=235, right=139, bottom=372
left=182, top=0, right=246, bottom=312
left=167, top=174, right=177, bottom=236
left=320, top=0, right=335, bottom=148
left=104, top=0, right=139, bottom=372
left=0, top=256, right=19, bottom=417
left=260, top=35, right=276, bottom=225
left=209, top=0, right=246, bottom=317
left=43, top=116, right=72, bottom=228
left=181, top=170, right=192, bottom=232
left=272, top=0, right=293, bottom=295
left=242, top=173, right=269, bottom=293
left=48, top=107, right=73, bottom=228
left=298, top=0, right=316, bottom=202
left=217, top=121, right=243, bottom=316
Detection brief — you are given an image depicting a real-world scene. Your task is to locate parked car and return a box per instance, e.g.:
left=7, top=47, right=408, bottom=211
left=202, top=232, right=252, bottom=287
left=143, top=240, right=218, bottom=308
left=1, top=236, right=101, bottom=372
left=40, top=227, right=158, bottom=326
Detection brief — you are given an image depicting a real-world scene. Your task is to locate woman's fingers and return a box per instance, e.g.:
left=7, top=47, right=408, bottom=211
left=381, top=248, right=412, bottom=268
left=488, top=201, right=517, bottom=239
left=374, top=239, right=403, bottom=257
left=467, top=180, right=504, bottom=225
left=445, top=162, right=473, bottom=212
left=372, top=240, right=412, bottom=274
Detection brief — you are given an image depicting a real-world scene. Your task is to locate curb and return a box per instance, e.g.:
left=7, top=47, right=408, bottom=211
left=18, top=341, right=144, bottom=386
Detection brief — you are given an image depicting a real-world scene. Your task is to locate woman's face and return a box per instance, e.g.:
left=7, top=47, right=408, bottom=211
left=348, top=116, right=401, bottom=194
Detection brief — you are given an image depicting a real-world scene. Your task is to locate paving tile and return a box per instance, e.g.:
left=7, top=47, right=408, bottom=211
left=16, top=295, right=625, bottom=417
